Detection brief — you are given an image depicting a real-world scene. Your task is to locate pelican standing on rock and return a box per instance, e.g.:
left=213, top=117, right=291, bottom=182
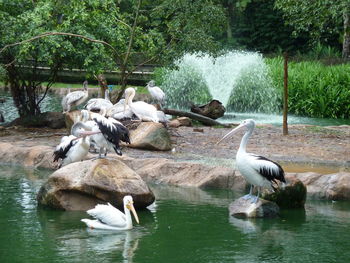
left=124, top=87, right=159, bottom=122
left=147, top=80, right=166, bottom=106
left=81, top=195, right=139, bottom=230
left=217, top=119, right=286, bottom=203
left=53, top=121, right=91, bottom=168
left=78, top=109, right=131, bottom=157
left=85, top=89, right=113, bottom=112
left=62, top=80, right=89, bottom=113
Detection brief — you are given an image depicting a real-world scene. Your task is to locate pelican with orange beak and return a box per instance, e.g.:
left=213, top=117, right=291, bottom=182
left=81, top=195, right=139, bottom=230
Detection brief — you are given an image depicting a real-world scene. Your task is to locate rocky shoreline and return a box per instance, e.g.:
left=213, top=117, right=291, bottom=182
left=0, top=120, right=349, bottom=205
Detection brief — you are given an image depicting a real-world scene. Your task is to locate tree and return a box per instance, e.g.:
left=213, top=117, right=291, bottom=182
left=274, top=0, right=350, bottom=58
left=1, top=0, right=227, bottom=117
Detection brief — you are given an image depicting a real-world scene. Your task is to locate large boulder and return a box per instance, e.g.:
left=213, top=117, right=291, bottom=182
left=0, top=142, right=56, bottom=169
left=286, top=172, right=350, bottom=200
left=128, top=122, right=171, bottom=151
left=37, top=158, right=155, bottom=211
left=229, top=197, right=280, bottom=218
left=64, top=110, right=81, bottom=132
left=121, top=157, right=245, bottom=190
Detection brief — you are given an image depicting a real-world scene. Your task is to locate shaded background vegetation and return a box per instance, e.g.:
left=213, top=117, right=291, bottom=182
left=0, top=0, right=349, bottom=119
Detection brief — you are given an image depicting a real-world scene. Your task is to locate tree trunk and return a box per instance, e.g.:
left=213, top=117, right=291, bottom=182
left=95, top=74, right=108, bottom=97
left=226, top=2, right=234, bottom=42
left=342, top=11, right=350, bottom=59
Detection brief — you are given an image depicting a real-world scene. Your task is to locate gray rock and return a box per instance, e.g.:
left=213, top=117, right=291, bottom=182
left=128, top=122, right=171, bottom=151
left=229, top=197, right=280, bottom=218
left=286, top=172, right=350, bottom=200
left=37, top=158, right=155, bottom=211
left=121, top=156, right=245, bottom=190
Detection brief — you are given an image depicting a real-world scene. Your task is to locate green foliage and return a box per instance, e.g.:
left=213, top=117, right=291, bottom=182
left=223, top=0, right=309, bottom=54
left=274, top=0, right=346, bottom=50
left=153, top=66, right=212, bottom=109
left=266, top=57, right=350, bottom=118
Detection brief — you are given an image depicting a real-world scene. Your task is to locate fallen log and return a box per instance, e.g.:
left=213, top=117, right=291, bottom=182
left=163, top=108, right=232, bottom=127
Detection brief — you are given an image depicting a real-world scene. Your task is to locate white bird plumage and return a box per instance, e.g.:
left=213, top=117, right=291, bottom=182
left=106, top=99, right=133, bottom=120
left=81, top=195, right=139, bottom=230
left=79, top=109, right=130, bottom=157
left=147, top=80, right=166, bottom=106
left=85, top=89, right=113, bottom=112
left=53, top=122, right=91, bottom=167
left=61, top=80, right=89, bottom=113
left=217, top=119, right=286, bottom=203
left=124, top=87, right=159, bottom=122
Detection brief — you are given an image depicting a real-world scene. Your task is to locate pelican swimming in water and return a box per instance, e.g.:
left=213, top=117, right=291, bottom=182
left=85, top=89, right=113, bottom=112
left=61, top=80, right=89, bottom=113
left=217, top=119, right=286, bottom=203
left=53, top=121, right=91, bottom=168
left=78, top=109, right=130, bottom=157
left=124, top=87, right=159, bottom=122
left=147, top=80, right=166, bottom=106
left=81, top=195, right=139, bottom=230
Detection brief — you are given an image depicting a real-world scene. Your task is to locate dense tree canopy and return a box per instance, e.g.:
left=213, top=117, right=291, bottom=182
left=0, top=0, right=226, bottom=116
left=274, top=0, right=350, bottom=58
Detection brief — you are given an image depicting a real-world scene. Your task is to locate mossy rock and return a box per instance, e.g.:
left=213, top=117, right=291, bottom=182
left=263, top=180, right=307, bottom=209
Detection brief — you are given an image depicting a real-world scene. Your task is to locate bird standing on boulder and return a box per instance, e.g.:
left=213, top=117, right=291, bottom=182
left=78, top=109, right=131, bottom=157
left=53, top=121, right=91, bottom=168
left=61, top=80, right=89, bottom=113
left=217, top=119, right=286, bottom=203
left=124, top=87, right=159, bottom=122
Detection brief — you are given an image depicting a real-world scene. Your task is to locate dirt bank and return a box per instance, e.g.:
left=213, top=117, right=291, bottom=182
left=0, top=123, right=349, bottom=171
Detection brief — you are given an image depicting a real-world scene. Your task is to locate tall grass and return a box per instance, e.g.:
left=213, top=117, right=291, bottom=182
left=266, top=57, right=350, bottom=119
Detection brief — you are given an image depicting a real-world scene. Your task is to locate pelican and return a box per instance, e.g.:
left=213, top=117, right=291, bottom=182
left=78, top=109, right=130, bottom=157
left=106, top=99, right=133, bottom=120
left=217, top=119, right=286, bottom=203
left=147, top=80, right=166, bottom=106
left=61, top=80, right=89, bottom=113
left=53, top=121, right=91, bottom=168
left=124, top=87, right=159, bottom=122
left=81, top=195, right=139, bottom=230
left=85, top=89, right=113, bottom=112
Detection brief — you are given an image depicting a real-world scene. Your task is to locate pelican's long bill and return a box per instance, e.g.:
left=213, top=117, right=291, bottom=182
left=216, top=122, right=248, bottom=145
left=127, top=201, right=140, bottom=224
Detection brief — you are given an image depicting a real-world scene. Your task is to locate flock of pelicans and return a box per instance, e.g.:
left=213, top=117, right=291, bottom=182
left=53, top=81, right=286, bottom=230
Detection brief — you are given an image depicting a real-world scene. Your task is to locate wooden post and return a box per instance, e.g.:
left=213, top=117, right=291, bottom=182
left=283, top=52, right=288, bottom=135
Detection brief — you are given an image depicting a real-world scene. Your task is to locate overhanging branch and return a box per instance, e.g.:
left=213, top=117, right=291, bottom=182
left=0, top=31, right=120, bottom=59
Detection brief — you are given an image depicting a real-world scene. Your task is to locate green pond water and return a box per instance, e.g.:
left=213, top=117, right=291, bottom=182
left=1, top=165, right=350, bottom=263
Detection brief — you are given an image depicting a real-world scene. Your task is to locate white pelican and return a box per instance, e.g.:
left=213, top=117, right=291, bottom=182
left=124, top=87, right=159, bottom=122
left=81, top=195, right=139, bottom=230
left=106, top=99, right=133, bottom=120
left=78, top=109, right=130, bottom=157
left=61, top=80, right=89, bottom=113
left=53, top=121, right=91, bottom=168
left=147, top=80, right=166, bottom=106
left=85, top=89, right=113, bottom=112
left=217, top=119, right=286, bottom=203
